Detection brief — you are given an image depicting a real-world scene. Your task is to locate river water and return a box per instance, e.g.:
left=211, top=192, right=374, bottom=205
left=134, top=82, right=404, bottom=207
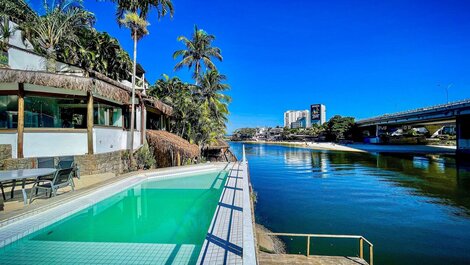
left=229, top=142, right=470, bottom=265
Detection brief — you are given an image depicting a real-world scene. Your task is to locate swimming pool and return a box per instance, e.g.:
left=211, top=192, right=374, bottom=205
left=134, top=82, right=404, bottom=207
left=0, top=168, right=228, bottom=264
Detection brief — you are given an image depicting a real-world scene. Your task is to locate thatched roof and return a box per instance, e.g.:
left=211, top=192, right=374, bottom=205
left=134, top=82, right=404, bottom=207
left=143, top=96, right=173, bottom=116
left=0, top=68, right=130, bottom=104
left=0, top=69, right=172, bottom=114
left=147, top=130, right=200, bottom=167
left=205, top=139, right=230, bottom=150
left=147, top=130, right=199, bottom=158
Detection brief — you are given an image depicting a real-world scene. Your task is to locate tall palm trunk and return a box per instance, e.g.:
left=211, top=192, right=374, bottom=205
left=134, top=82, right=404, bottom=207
left=46, top=47, right=56, bottom=72
left=129, top=29, right=137, bottom=160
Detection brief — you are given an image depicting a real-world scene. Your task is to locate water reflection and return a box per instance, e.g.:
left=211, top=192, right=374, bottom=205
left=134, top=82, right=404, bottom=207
left=231, top=142, right=470, bottom=264
left=339, top=152, right=469, bottom=214
left=244, top=143, right=470, bottom=215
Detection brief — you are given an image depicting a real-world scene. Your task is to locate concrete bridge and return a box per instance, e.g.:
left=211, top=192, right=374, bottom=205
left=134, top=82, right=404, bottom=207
left=356, top=99, right=470, bottom=154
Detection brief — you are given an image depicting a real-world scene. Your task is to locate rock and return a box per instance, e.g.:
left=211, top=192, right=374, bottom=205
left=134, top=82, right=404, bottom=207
left=256, top=224, right=286, bottom=254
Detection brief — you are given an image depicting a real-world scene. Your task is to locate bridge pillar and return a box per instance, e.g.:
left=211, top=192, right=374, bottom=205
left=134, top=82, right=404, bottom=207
left=457, top=115, right=470, bottom=155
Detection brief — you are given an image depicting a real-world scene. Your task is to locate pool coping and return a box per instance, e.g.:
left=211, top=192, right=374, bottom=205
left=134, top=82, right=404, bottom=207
left=0, top=163, right=226, bottom=249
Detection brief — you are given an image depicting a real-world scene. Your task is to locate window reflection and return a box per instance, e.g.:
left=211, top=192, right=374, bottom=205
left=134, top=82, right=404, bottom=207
left=94, top=102, right=123, bottom=127
left=0, top=95, right=18, bottom=128
left=24, top=95, right=87, bottom=128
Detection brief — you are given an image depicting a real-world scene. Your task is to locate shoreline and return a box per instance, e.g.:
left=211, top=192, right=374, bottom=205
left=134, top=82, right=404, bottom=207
left=236, top=140, right=457, bottom=154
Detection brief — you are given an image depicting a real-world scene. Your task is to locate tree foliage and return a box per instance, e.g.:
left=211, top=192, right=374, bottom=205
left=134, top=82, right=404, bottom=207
left=149, top=71, right=231, bottom=147
left=173, top=25, right=223, bottom=80
left=323, top=115, right=355, bottom=142
left=233, top=128, right=257, bottom=139
left=19, top=1, right=94, bottom=71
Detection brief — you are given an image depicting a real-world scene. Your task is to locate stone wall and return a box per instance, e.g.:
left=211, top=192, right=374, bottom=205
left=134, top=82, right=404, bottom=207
left=74, top=150, right=128, bottom=176
left=1, top=158, right=36, bottom=170
left=0, top=144, right=12, bottom=160
left=0, top=150, right=131, bottom=176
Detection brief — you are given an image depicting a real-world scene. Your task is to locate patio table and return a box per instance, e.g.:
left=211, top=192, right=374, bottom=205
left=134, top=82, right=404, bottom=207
left=0, top=168, right=57, bottom=205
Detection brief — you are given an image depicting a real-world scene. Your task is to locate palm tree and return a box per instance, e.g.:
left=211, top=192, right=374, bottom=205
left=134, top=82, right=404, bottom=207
left=111, top=0, right=174, bottom=157
left=20, top=2, right=94, bottom=72
left=173, top=25, right=223, bottom=83
left=119, top=12, right=149, bottom=157
left=196, top=70, right=231, bottom=120
left=0, top=0, right=36, bottom=24
left=151, top=75, right=194, bottom=139
left=112, top=0, right=174, bottom=22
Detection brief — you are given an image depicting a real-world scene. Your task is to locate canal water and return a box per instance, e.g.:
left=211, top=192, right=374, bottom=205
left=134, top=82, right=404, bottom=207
left=229, top=142, right=470, bottom=265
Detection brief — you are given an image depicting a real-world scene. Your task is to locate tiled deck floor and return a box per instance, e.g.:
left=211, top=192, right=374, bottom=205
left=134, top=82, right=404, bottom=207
left=0, top=241, right=201, bottom=265
left=198, top=162, right=246, bottom=264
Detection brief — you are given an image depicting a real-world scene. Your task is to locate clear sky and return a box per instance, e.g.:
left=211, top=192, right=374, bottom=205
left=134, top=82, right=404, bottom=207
left=34, top=0, right=470, bottom=133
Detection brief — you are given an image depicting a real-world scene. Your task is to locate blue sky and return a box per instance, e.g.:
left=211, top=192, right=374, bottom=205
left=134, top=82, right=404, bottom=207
left=35, top=0, right=470, bottom=133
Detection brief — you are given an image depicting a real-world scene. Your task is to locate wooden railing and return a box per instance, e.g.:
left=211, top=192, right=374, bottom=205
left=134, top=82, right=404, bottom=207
left=265, top=232, right=374, bottom=265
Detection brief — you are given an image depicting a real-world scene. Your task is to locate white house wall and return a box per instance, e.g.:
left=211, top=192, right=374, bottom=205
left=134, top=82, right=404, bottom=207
left=94, top=127, right=125, bottom=154
left=23, top=131, right=88, bottom=158
left=94, top=128, right=142, bottom=155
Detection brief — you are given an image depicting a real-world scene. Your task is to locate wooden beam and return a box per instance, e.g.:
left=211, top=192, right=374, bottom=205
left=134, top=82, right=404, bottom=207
left=87, top=92, right=94, bottom=154
left=141, top=103, right=145, bottom=144
left=17, top=83, right=24, bottom=158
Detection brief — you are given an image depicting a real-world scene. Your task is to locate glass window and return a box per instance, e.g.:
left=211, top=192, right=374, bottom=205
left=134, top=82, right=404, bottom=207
left=0, top=95, right=18, bottom=129
left=94, top=102, right=123, bottom=127
left=123, top=106, right=138, bottom=130
left=24, top=96, right=87, bottom=128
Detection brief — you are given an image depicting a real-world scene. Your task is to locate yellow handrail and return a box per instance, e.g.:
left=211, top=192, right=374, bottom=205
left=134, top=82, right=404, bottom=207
left=265, top=232, right=374, bottom=265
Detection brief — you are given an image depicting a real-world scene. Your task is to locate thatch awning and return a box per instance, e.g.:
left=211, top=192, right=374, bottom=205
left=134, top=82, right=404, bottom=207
left=205, top=139, right=230, bottom=150
left=147, top=130, right=199, bottom=158
left=147, top=130, right=200, bottom=167
left=0, top=68, right=130, bottom=104
left=143, top=96, right=173, bottom=116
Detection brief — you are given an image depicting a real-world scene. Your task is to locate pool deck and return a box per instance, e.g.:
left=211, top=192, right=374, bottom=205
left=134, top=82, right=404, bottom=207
left=0, top=162, right=258, bottom=264
left=198, top=161, right=257, bottom=265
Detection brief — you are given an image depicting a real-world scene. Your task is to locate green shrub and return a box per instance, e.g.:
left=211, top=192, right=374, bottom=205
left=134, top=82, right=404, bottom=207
left=135, top=143, right=156, bottom=170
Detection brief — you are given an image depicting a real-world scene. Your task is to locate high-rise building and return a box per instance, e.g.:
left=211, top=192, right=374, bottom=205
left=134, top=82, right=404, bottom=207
left=310, top=104, right=326, bottom=125
left=284, top=110, right=311, bottom=128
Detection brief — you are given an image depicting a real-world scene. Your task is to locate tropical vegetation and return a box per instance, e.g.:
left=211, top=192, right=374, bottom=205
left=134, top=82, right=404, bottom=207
left=173, top=25, right=223, bottom=82
left=111, top=0, right=174, bottom=155
left=3, top=0, right=231, bottom=148
left=150, top=25, right=230, bottom=147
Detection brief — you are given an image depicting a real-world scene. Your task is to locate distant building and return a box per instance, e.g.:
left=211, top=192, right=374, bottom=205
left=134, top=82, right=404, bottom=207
left=310, top=104, right=326, bottom=125
left=284, top=110, right=310, bottom=128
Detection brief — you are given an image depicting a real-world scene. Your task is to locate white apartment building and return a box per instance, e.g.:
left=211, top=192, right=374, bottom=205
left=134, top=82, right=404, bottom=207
left=284, top=110, right=311, bottom=128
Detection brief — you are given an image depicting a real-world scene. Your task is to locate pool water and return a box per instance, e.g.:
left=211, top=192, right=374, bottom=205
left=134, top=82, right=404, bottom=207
left=0, top=170, right=228, bottom=264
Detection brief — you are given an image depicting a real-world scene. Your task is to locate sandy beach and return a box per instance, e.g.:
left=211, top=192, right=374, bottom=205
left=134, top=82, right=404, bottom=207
left=240, top=140, right=457, bottom=154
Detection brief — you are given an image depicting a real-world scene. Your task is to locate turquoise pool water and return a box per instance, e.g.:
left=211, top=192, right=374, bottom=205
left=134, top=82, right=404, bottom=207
left=0, top=170, right=228, bottom=264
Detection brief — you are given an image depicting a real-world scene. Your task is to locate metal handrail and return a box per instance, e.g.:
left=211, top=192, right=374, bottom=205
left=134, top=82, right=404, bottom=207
left=266, top=232, right=374, bottom=265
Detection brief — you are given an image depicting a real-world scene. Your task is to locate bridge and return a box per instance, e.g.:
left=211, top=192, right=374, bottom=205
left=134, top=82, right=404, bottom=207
left=356, top=99, right=470, bottom=154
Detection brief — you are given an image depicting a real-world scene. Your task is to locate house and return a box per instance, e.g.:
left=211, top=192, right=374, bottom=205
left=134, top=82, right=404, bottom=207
left=0, top=21, right=172, bottom=173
